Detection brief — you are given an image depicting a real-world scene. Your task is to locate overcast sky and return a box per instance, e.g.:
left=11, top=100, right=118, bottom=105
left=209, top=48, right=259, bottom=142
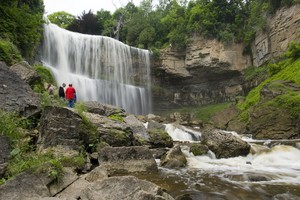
left=43, top=0, right=143, bottom=16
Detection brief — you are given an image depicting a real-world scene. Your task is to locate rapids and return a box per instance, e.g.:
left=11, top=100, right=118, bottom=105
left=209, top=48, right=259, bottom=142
left=41, top=22, right=152, bottom=114
left=137, top=124, right=300, bottom=200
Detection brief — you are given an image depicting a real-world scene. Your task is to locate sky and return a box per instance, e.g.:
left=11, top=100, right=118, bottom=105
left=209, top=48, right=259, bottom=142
left=43, top=0, right=143, bottom=16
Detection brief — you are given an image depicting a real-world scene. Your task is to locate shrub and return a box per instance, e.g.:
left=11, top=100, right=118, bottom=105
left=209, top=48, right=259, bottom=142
left=0, top=39, right=22, bottom=66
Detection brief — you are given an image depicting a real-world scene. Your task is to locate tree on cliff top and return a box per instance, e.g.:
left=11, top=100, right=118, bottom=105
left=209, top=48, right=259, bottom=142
left=47, top=11, right=75, bottom=29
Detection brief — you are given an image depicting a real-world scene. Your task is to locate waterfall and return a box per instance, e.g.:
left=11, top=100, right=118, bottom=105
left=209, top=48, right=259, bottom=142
left=41, top=23, right=152, bottom=115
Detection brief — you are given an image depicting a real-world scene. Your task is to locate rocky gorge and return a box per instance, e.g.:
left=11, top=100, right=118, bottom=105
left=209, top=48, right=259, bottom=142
left=0, top=4, right=300, bottom=200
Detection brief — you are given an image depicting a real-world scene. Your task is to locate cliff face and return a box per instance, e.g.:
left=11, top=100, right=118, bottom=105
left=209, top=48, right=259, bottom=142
left=152, top=5, right=300, bottom=113
left=152, top=37, right=251, bottom=112
left=253, top=4, right=300, bottom=66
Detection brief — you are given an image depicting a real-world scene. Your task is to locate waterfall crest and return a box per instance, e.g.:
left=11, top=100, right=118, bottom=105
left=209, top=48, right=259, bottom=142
left=42, top=23, right=152, bottom=115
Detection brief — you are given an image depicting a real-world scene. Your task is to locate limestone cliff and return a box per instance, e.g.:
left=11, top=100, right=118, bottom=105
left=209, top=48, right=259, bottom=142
left=253, top=4, right=300, bottom=66
left=152, top=4, right=300, bottom=113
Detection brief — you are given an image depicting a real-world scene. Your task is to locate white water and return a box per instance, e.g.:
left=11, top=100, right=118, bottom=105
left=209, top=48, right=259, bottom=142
left=164, top=125, right=300, bottom=186
left=42, top=23, right=152, bottom=114
left=165, top=124, right=201, bottom=142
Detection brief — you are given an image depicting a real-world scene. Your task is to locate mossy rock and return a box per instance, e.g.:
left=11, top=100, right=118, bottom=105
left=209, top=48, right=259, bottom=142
left=189, top=143, right=209, bottom=156
left=100, top=128, right=132, bottom=147
left=147, top=128, right=173, bottom=148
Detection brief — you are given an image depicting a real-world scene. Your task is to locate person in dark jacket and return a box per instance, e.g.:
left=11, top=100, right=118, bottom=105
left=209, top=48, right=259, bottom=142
left=58, top=83, right=66, bottom=98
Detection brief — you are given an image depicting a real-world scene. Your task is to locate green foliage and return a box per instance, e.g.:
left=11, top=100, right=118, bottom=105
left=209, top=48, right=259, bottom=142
left=0, top=109, right=25, bottom=147
left=0, top=39, right=22, bottom=65
left=47, top=11, right=75, bottom=29
left=167, top=102, right=231, bottom=122
left=238, top=59, right=300, bottom=111
left=34, top=65, right=56, bottom=85
left=190, top=143, right=208, bottom=156
left=0, top=0, right=44, bottom=59
left=243, top=65, right=269, bottom=81
left=75, top=102, right=87, bottom=114
left=271, top=91, right=300, bottom=117
left=284, top=40, right=300, bottom=60
left=108, top=113, right=124, bottom=122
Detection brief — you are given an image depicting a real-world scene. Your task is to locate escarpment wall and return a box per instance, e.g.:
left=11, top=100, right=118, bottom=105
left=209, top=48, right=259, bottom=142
left=152, top=37, right=251, bottom=112
left=253, top=4, right=300, bottom=66
left=152, top=4, right=300, bottom=113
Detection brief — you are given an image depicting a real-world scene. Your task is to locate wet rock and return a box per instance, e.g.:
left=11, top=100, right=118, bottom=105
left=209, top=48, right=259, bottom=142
left=189, top=143, right=209, bottom=156
left=0, top=62, right=40, bottom=117
left=79, top=176, right=174, bottom=200
left=147, top=120, right=166, bottom=130
left=148, top=128, right=173, bottom=148
left=247, top=175, right=270, bottom=182
left=201, top=129, right=250, bottom=158
left=160, top=145, right=187, bottom=168
left=272, top=193, right=300, bottom=200
left=150, top=148, right=169, bottom=159
left=98, top=146, right=158, bottom=174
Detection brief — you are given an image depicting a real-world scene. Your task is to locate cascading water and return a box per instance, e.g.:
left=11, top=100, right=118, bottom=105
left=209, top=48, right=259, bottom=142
left=151, top=124, right=300, bottom=199
left=42, top=22, right=152, bottom=115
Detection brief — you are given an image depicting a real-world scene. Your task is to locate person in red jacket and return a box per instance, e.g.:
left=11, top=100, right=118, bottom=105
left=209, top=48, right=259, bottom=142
left=65, top=83, right=76, bottom=108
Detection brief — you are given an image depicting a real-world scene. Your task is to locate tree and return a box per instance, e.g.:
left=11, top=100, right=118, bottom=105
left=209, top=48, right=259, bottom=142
left=47, top=11, right=75, bottom=29
left=67, top=10, right=101, bottom=35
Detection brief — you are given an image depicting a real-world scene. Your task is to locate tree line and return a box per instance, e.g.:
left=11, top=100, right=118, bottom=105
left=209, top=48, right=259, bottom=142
left=0, top=0, right=299, bottom=65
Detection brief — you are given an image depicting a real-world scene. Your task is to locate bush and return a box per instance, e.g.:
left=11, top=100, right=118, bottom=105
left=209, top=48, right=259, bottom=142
left=0, top=39, right=22, bottom=65
left=34, top=65, right=56, bottom=85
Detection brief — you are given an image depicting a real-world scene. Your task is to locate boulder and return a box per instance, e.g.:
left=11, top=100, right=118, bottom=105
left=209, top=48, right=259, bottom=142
left=201, top=129, right=250, bottom=158
left=160, top=145, right=187, bottom=168
left=148, top=128, right=173, bottom=148
left=124, top=115, right=150, bottom=144
left=0, top=62, right=40, bottom=117
left=147, top=120, right=166, bottom=130
left=211, top=105, right=239, bottom=130
left=0, top=171, right=52, bottom=200
left=84, top=111, right=134, bottom=147
left=10, top=61, right=41, bottom=87
left=189, top=143, right=209, bottom=156
left=79, top=176, right=174, bottom=200
left=98, top=146, right=158, bottom=174
left=84, top=101, right=126, bottom=117
left=0, top=135, right=10, bottom=178
left=37, top=106, right=83, bottom=151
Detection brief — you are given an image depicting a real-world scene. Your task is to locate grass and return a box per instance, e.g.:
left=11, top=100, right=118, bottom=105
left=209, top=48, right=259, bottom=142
left=163, top=102, right=232, bottom=122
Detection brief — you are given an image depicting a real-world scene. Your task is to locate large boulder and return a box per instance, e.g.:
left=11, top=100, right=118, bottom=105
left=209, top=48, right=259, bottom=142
left=98, top=146, right=158, bottom=174
left=0, top=62, right=40, bottom=117
left=79, top=176, right=174, bottom=200
left=124, top=115, right=150, bottom=145
left=160, top=145, right=187, bottom=168
left=0, top=136, right=10, bottom=178
left=0, top=171, right=52, bottom=200
left=201, top=129, right=250, bottom=158
left=37, top=106, right=83, bottom=151
left=84, top=111, right=134, bottom=147
left=10, top=61, right=41, bottom=87
left=148, top=128, right=173, bottom=148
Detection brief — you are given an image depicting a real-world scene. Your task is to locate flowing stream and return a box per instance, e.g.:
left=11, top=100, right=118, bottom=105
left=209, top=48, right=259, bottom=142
left=137, top=124, right=300, bottom=200
left=41, top=23, right=152, bottom=114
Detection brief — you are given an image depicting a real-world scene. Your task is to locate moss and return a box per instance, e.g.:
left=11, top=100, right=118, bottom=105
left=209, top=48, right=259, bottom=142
left=238, top=58, right=300, bottom=112
left=163, top=102, right=231, bottom=122
left=190, top=143, right=208, bottom=156
left=34, top=65, right=56, bottom=86
left=108, top=113, right=123, bottom=122
left=148, top=129, right=173, bottom=148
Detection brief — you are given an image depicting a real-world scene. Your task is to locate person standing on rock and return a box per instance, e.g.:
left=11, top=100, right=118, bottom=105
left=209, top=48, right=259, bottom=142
left=65, top=83, right=76, bottom=108
left=58, top=83, right=66, bottom=99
